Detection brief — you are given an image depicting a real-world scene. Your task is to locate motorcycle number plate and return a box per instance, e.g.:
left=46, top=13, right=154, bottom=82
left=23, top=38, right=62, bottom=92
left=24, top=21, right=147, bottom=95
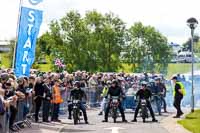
left=141, top=99, right=146, bottom=102
left=113, top=99, right=118, bottom=103
left=73, top=100, right=79, bottom=103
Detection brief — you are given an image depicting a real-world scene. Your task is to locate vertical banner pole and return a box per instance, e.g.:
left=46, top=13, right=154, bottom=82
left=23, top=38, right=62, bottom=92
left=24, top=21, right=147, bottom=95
left=12, top=0, right=23, bottom=69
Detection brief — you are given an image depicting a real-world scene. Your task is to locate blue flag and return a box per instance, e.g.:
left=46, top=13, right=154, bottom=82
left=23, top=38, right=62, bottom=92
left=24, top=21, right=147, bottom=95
left=15, top=7, right=43, bottom=77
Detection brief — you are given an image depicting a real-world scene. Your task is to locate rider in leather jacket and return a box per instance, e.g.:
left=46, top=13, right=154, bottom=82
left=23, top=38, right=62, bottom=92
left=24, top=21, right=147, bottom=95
left=132, top=81, right=158, bottom=122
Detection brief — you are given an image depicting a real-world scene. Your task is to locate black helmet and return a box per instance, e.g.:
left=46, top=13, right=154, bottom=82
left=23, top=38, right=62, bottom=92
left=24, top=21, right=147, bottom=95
left=111, top=80, right=118, bottom=85
left=141, top=81, right=147, bottom=86
left=171, top=76, right=177, bottom=80
left=74, top=81, right=81, bottom=88
left=155, top=77, right=161, bottom=81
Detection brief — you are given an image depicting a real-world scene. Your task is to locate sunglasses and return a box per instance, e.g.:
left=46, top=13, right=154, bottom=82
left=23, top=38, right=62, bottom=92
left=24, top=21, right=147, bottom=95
left=6, top=83, right=11, bottom=86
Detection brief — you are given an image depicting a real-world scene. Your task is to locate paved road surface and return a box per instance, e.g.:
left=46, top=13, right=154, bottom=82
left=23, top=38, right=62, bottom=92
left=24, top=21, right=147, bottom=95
left=23, top=109, right=172, bottom=133
left=59, top=110, right=169, bottom=133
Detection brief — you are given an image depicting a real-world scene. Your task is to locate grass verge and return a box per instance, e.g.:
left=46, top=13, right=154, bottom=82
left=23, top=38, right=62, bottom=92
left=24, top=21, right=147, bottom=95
left=0, top=52, right=11, bottom=68
left=178, top=110, right=200, bottom=133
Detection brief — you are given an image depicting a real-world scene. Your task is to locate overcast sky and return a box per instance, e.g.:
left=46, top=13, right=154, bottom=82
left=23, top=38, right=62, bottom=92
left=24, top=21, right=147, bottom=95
left=0, top=0, right=200, bottom=44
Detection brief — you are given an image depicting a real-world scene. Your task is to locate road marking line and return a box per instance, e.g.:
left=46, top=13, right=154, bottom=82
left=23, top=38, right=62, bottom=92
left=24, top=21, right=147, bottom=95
left=105, top=127, right=125, bottom=133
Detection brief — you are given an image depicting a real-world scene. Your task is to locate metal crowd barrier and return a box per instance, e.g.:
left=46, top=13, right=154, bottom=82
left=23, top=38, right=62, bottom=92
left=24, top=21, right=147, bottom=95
left=82, top=87, right=137, bottom=109
left=123, top=96, right=136, bottom=110
left=0, top=97, right=33, bottom=133
left=82, top=87, right=101, bottom=108
left=0, top=87, right=78, bottom=133
left=12, top=99, right=32, bottom=132
left=165, top=80, right=200, bottom=108
left=60, top=87, right=69, bottom=115
left=0, top=109, right=9, bottom=133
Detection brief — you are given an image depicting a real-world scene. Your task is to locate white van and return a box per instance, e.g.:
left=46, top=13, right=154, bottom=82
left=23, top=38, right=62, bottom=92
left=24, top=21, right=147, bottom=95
left=177, top=52, right=199, bottom=63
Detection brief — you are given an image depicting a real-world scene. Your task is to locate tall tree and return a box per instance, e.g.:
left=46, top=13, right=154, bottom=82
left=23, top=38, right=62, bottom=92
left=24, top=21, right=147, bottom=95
left=36, top=11, right=171, bottom=74
left=124, top=22, right=171, bottom=73
left=60, top=11, right=89, bottom=71
left=85, top=11, right=126, bottom=71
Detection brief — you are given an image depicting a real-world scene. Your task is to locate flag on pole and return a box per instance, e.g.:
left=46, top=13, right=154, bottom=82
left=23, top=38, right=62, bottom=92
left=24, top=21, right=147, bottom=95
left=14, top=0, right=43, bottom=77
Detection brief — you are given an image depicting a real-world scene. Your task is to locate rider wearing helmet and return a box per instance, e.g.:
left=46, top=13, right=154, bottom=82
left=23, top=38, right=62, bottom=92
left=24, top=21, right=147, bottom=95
left=68, top=81, right=89, bottom=124
left=102, top=80, right=127, bottom=122
left=132, top=81, right=158, bottom=122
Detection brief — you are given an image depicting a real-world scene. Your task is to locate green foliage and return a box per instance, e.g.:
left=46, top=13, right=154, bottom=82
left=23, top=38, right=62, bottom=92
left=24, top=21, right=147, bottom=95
left=36, top=10, right=171, bottom=73
left=194, top=41, right=200, bottom=53
left=32, top=63, right=39, bottom=69
left=9, top=40, right=16, bottom=67
left=183, top=35, right=199, bottom=51
left=2, top=39, right=16, bottom=68
left=37, top=10, right=126, bottom=72
left=0, top=53, right=11, bottom=68
left=85, top=11, right=126, bottom=72
left=38, top=64, right=51, bottom=72
left=123, top=22, right=171, bottom=74
left=178, top=110, right=200, bottom=133
left=167, top=63, right=200, bottom=79
left=37, top=33, right=54, bottom=55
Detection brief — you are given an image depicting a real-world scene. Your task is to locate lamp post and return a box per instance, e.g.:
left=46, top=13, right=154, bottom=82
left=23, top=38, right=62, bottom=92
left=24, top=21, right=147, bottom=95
left=187, top=17, right=198, bottom=112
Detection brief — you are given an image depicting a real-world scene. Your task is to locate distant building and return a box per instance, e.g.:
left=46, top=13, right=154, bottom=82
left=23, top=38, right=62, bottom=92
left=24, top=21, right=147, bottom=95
left=0, top=40, right=11, bottom=52
left=169, top=42, right=182, bottom=54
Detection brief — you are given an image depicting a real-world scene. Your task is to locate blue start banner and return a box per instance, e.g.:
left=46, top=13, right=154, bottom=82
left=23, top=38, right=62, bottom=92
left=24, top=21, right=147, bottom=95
left=15, top=6, right=43, bottom=77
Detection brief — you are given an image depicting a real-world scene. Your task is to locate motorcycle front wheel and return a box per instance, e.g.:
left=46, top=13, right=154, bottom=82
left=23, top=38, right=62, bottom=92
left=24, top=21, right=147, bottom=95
left=113, top=108, right=117, bottom=123
left=143, top=118, right=146, bottom=123
left=73, top=109, right=79, bottom=125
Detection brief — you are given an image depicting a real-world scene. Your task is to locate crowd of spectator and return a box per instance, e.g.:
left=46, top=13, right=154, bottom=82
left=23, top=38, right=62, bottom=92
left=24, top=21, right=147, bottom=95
left=0, top=69, right=165, bottom=132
